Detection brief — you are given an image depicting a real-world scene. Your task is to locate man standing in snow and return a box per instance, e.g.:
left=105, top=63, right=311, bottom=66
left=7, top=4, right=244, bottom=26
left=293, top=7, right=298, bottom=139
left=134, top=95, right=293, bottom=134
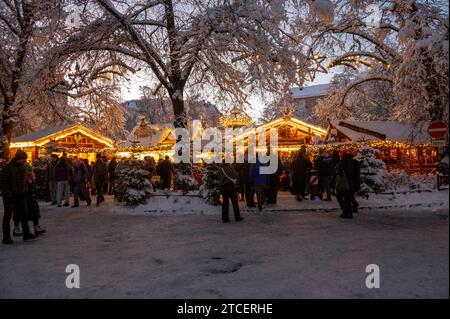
left=218, top=163, right=243, bottom=223
left=45, top=154, right=59, bottom=205
left=92, top=153, right=108, bottom=206
left=159, top=156, right=173, bottom=190
left=107, top=157, right=117, bottom=195
left=72, top=159, right=92, bottom=207
left=316, top=151, right=335, bottom=201
left=0, top=150, right=38, bottom=244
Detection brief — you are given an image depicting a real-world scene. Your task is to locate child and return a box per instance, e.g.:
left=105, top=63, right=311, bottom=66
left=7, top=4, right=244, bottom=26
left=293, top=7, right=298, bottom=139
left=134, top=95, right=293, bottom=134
left=280, top=170, right=290, bottom=191
left=309, top=166, right=319, bottom=200
left=24, top=163, right=46, bottom=235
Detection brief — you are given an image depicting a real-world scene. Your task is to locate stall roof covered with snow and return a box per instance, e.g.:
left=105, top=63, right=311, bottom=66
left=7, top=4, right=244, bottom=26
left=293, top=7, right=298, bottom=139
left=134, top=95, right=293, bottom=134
left=325, top=120, right=429, bottom=144
left=291, top=83, right=331, bottom=99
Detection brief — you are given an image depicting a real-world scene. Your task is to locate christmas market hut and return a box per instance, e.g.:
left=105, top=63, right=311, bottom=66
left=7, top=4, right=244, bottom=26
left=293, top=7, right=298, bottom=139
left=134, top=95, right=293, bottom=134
left=232, top=108, right=327, bottom=161
left=10, top=124, right=115, bottom=163
left=116, top=116, right=204, bottom=160
left=322, top=120, right=434, bottom=173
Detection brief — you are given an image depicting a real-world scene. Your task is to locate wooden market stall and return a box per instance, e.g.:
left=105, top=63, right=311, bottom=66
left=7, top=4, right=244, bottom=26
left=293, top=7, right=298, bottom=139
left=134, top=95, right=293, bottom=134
left=10, top=124, right=115, bottom=163
left=232, top=110, right=327, bottom=162
left=323, top=120, right=436, bottom=173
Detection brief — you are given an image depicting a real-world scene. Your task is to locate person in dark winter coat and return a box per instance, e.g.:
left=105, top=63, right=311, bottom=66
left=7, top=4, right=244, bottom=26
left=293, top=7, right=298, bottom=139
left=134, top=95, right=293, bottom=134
left=92, top=153, right=108, bottom=206
left=316, top=151, right=336, bottom=201
left=107, top=157, right=117, bottom=195
left=235, top=163, right=246, bottom=201
left=249, top=159, right=269, bottom=212
left=279, top=169, right=290, bottom=191
left=335, top=153, right=361, bottom=219
left=218, top=163, right=243, bottom=223
left=158, top=156, right=173, bottom=190
left=55, top=156, right=73, bottom=207
left=23, top=162, right=45, bottom=235
left=45, top=154, right=59, bottom=205
left=72, top=159, right=92, bottom=207
left=242, top=160, right=255, bottom=208
left=267, top=157, right=282, bottom=205
left=0, top=150, right=38, bottom=244
left=291, top=151, right=312, bottom=201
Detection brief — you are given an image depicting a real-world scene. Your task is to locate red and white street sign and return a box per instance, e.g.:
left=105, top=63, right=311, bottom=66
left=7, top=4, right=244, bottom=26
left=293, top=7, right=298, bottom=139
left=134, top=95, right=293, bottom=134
left=427, top=121, right=448, bottom=139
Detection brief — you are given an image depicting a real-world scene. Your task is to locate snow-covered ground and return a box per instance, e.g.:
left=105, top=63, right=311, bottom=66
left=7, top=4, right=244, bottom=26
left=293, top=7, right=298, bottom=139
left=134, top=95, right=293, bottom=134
left=117, top=189, right=449, bottom=215
left=0, top=190, right=448, bottom=299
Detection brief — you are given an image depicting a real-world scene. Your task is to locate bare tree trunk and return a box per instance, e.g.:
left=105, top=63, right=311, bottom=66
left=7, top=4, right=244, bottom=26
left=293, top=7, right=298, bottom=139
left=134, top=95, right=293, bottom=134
left=0, top=97, right=14, bottom=162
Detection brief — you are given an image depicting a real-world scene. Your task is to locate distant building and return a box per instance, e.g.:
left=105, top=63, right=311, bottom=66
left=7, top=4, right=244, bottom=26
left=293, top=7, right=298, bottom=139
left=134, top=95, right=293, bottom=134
left=289, top=83, right=331, bottom=123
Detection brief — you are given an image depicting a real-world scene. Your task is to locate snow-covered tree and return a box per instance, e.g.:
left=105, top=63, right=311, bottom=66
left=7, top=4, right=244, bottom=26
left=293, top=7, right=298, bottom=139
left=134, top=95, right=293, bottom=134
left=114, top=159, right=152, bottom=206
left=303, top=0, right=449, bottom=123
left=94, top=0, right=320, bottom=129
left=0, top=0, right=135, bottom=160
left=354, top=145, right=388, bottom=196
left=199, top=163, right=222, bottom=205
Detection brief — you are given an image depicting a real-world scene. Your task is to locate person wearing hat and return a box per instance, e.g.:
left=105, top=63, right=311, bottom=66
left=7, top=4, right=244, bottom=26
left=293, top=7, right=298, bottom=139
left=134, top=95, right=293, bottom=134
left=0, top=150, right=38, bottom=244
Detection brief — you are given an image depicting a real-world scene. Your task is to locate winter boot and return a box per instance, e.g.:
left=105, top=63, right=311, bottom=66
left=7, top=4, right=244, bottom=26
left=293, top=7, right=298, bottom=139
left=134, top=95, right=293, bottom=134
left=2, top=238, right=13, bottom=245
left=13, top=226, right=22, bottom=237
left=34, top=225, right=46, bottom=235
left=23, top=233, right=38, bottom=242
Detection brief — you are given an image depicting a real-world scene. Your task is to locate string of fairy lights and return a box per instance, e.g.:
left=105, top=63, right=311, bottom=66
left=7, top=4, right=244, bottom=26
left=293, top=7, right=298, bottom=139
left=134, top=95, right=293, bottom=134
left=309, top=52, right=392, bottom=81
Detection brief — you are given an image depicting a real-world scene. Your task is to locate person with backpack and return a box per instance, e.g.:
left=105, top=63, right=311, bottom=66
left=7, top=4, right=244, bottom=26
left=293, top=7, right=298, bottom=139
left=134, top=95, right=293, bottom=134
left=218, top=163, right=243, bottom=223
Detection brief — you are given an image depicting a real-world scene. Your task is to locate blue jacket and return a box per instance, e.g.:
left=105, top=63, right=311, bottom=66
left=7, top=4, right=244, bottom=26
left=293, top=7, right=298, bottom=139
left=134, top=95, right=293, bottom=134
left=249, top=161, right=269, bottom=186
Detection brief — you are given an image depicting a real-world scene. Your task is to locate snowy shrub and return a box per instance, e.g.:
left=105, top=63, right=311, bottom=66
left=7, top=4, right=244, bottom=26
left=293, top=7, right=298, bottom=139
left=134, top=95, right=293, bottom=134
left=199, top=164, right=221, bottom=205
left=385, top=169, right=436, bottom=191
left=114, top=159, right=152, bottom=206
left=354, top=146, right=388, bottom=195
left=173, top=163, right=198, bottom=194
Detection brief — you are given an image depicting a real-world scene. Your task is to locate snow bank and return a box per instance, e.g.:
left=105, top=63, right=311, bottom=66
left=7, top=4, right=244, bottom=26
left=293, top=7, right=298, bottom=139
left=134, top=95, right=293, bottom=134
left=115, top=194, right=221, bottom=216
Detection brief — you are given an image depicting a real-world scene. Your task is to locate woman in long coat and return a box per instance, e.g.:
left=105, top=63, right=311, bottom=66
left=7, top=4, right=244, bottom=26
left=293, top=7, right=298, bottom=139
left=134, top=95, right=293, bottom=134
left=290, top=151, right=312, bottom=201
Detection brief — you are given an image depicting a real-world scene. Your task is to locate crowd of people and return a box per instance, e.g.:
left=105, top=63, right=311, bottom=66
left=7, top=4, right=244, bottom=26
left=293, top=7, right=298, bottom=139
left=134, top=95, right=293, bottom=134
left=218, top=149, right=361, bottom=223
left=1, top=147, right=361, bottom=243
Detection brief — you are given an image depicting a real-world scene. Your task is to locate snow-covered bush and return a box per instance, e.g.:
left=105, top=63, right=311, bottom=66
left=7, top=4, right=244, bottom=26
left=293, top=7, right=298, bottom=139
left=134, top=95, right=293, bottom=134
left=173, top=163, right=198, bottom=194
left=114, top=159, right=152, bottom=206
left=385, top=169, right=436, bottom=191
left=33, top=156, right=52, bottom=201
left=199, top=163, right=221, bottom=205
left=354, top=146, right=388, bottom=195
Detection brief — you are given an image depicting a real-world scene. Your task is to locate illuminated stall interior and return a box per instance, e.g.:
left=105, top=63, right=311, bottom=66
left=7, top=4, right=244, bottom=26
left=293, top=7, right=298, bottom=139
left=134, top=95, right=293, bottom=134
left=323, top=120, right=435, bottom=173
left=10, top=124, right=115, bottom=163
